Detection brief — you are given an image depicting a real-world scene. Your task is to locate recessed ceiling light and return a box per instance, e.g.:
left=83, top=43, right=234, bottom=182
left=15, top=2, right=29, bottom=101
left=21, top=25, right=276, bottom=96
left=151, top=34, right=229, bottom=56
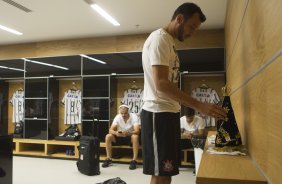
left=0, top=24, right=23, bottom=35
left=22, top=58, right=69, bottom=70
left=0, top=65, right=25, bottom=72
left=84, top=0, right=120, bottom=26
left=80, top=54, right=106, bottom=64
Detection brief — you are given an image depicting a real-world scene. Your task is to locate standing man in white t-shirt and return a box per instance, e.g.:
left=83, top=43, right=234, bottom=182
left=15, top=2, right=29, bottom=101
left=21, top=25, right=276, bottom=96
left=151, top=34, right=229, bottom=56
left=141, top=3, right=226, bottom=184
left=102, top=105, right=140, bottom=170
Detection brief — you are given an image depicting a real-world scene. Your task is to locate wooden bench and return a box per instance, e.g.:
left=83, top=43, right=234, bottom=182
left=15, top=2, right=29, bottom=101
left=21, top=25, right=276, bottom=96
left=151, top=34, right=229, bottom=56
left=12, top=138, right=196, bottom=165
left=13, top=138, right=79, bottom=159
left=99, top=142, right=143, bottom=163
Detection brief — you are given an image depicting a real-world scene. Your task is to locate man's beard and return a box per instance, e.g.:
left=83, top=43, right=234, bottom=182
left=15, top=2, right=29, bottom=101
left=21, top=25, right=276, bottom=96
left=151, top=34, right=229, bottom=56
left=177, top=23, right=185, bottom=42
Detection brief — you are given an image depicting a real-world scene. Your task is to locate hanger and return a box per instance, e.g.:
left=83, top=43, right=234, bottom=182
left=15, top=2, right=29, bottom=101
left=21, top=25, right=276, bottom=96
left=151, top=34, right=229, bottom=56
left=130, top=80, right=138, bottom=90
left=18, top=87, right=23, bottom=91
left=199, top=80, right=209, bottom=89
left=200, top=83, right=209, bottom=89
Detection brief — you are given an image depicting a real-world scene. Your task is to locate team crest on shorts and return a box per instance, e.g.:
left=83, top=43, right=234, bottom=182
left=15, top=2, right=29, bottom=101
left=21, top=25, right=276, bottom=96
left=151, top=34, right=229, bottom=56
left=163, top=160, right=174, bottom=172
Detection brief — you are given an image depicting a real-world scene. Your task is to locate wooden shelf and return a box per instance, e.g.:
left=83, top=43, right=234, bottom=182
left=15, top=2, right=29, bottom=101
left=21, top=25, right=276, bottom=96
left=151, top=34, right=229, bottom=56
left=13, top=138, right=79, bottom=159
left=196, top=132, right=267, bottom=184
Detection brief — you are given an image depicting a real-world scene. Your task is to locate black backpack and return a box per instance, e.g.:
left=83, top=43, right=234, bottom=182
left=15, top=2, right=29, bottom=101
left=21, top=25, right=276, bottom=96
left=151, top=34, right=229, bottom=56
left=96, top=177, right=127, bottom=184
left=76, top=136, right=100, bottom=176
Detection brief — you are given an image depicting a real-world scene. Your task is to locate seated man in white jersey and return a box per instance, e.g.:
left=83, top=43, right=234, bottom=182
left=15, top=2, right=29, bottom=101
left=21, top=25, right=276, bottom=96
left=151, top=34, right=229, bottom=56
left=180, top=107, right=205, bottom=175
left=102, top=105, right=140, bottom=170
left=180, top=107, right=205, bottom=150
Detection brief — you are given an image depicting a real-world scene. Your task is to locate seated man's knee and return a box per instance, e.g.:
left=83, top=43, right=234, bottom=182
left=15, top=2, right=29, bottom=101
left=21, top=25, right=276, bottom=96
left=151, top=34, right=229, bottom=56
left=131, top=134, right=139, bottom=144
left=131, top=134, right=138, bottom=140
left=105, top=134, right=114, bottom=143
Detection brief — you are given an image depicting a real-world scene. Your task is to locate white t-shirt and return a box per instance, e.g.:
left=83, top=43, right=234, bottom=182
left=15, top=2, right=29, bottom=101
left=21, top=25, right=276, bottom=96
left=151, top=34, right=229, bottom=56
left=112, top=113, right=139, bottom=132
left=142, top=28, right=180, bottom=112
left=180, top=115, right=205, bottom=133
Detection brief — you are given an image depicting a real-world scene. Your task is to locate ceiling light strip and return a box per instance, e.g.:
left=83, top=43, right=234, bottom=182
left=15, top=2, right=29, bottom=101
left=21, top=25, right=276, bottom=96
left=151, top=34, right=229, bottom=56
left=80, top=54, right=106, bottom=64
left=90, top=4, right=120, bottom=26
left=23, top=58, right=69, bottom=70
left=0, top=24, right=23, bottom=35
left=0, top=65, right=25, bottom=72
left=2, top=0, right=32, bottom=13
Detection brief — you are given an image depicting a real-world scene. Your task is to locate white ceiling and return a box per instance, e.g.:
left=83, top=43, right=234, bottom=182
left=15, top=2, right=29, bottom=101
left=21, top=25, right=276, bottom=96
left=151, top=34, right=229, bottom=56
left=0, top=0, right=227, bottom=46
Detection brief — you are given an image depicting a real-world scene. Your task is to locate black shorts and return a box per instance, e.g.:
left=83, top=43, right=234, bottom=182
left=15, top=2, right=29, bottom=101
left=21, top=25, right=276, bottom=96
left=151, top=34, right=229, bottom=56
left=141, top=109, right=180, bottom=176
left=113, top=136, right=131, bottom=146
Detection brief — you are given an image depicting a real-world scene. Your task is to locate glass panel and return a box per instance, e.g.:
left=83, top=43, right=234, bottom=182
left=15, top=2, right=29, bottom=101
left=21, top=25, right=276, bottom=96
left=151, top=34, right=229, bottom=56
left=0, top=59, right=24, bottom=78
left=25, top=99, right=47, bottom=119
left=25, top=55, right=81, bottom=77
left=83, top=77, right=109, bottom=97
left=82, top=120, right=109, bottom=142
left=82, top=99, right=109, bottom=120
left=24, top=120, right=47, bottom=140
left=25, top=78, right=47, bottom=97
left=82, top=52, right=143, bottom=75
left=178, top=48, right=225, bottom=72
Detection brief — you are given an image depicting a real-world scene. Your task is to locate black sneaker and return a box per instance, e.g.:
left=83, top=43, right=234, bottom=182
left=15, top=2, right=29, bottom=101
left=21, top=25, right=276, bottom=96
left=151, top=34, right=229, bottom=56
left=102, top=158, right=112, bottom=168
left=129, top=160, right=137, bottom=170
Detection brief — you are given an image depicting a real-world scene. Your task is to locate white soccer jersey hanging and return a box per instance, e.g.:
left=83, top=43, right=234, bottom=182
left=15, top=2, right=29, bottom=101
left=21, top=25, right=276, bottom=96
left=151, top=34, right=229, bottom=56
left=10, top=90, right=24, bottom=123
left=61, top=89, right=81, bottom=125
left=121, top=88, right=144, bottom=115
left=191, top=87, right=220, bottom=127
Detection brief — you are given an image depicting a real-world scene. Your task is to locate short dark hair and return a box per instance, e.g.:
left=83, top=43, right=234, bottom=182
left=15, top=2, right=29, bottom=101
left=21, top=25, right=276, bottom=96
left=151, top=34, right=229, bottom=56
left=184, top=107, right=195, bottom=117
left=171, top=3, right=206, bottom=23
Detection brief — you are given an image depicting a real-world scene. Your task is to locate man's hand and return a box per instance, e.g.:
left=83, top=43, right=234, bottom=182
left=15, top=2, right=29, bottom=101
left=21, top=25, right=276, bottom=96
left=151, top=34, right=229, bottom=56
left=116, top=131, right=125, bottom=137
left=123, top=131, right=131, bottom=137
left=197, top=102, right=227, bottom=120
left=182, top=131, right=193, bottom=139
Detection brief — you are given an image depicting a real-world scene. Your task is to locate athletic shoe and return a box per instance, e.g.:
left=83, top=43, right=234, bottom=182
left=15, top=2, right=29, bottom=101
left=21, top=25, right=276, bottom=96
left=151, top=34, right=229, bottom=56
left=69, top=150, right=75, bottom=156
left=102, top=158, right=112, bottom=168
left=129, top=160, right=137, bottom=170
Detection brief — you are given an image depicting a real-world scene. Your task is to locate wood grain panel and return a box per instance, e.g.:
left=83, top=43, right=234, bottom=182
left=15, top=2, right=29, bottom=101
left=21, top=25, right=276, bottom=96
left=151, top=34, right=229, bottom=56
left=8, top=81, right=24, bottom=134
left=232, top=56, right=282, bottom=184
left=225, top=0, right=248, bottom=64
left=58, top=80, right=81, bottom=134
left=0, top=30, right=224, bottom=60
left=116, top=34, right=148, bottom=52
left=36, top=37, right=117, bottom=57
left=197, top=131, right=266, bottom=184
left=176, top=29, right=224, bottom=49
left=0, top=43, right=37, bottom=60
left=197, top=152, right=266, bottom=184
left=227, top=0, right=282, bottom=91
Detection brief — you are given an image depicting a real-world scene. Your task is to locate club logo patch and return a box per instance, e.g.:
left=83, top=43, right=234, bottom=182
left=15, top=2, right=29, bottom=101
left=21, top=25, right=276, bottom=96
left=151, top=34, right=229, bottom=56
left=163, top=160, right=174, bottom=172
